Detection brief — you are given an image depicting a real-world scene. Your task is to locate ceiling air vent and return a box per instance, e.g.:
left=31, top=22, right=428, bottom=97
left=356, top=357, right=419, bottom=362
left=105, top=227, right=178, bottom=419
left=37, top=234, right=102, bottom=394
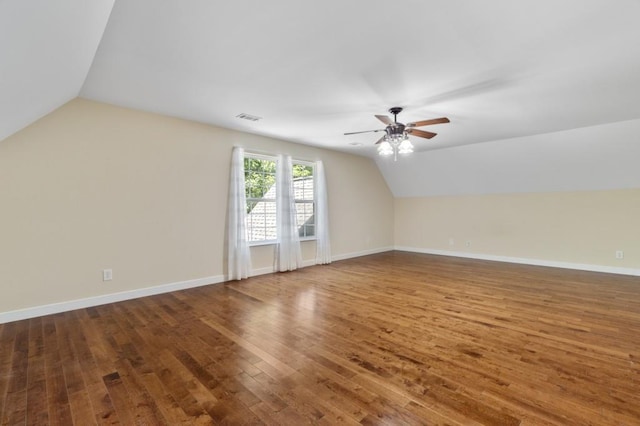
left=236, top=113, right=262, bottom=122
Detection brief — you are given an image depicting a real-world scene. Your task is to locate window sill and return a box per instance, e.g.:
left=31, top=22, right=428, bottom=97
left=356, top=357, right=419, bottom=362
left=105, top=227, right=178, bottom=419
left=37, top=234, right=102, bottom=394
left=249, top=238, right=317, bottom=247
left=249, top=240, right=278, bottom=247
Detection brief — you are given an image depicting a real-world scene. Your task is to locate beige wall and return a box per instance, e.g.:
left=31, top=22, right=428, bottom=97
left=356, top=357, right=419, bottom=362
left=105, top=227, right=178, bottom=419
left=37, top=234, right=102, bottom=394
left=0, top=99, right=394, bottom=313
left=395, top=190, right=640, bottom=269
left=5, top=97, right=636, bottom=317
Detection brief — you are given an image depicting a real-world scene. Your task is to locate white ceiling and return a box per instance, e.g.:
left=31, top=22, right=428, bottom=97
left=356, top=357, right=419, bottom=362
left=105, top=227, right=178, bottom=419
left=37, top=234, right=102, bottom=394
left=2, top=0, right=640, bottom=158
left=0, top=0, right=114, bottom=142
left=378, top=118, right=640, bottom=197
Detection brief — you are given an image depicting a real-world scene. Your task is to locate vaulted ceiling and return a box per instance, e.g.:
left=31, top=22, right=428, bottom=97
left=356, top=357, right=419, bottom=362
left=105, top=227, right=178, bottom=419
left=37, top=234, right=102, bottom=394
left=2, top=0, right=640, bottom=159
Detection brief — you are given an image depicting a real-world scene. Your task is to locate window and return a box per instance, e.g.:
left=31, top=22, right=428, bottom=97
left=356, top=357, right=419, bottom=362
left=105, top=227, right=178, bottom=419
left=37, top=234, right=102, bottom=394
left=244, top=155, right=315, bottom=243
left=293, top=162, right=315, bottom=239
left=244, top=155, right=277, bottom=243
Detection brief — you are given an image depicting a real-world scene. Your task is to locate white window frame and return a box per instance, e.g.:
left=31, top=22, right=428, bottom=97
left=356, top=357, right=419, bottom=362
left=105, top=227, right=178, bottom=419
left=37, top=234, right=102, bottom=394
left=244, top=153, right=278, bottom=246
left=243, top=153, right=317, bottom=246
left=292, top=159, right=316, bottom=242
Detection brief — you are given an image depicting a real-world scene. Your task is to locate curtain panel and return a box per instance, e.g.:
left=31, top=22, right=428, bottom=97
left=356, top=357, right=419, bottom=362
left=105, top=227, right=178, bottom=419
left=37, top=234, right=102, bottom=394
left=275, top=155, right=302, bottom=271
left=315, top=160, right=331, bottom=264
left=227, top=147, right=252, bottom=280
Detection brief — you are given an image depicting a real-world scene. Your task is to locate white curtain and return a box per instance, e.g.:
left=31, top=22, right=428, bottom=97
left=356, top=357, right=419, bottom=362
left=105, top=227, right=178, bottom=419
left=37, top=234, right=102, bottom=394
left=275, top=154, right=302, bottom=271
left=315, top=160, right=331, bottom=264
left=228, top=147, right=252, bottom=280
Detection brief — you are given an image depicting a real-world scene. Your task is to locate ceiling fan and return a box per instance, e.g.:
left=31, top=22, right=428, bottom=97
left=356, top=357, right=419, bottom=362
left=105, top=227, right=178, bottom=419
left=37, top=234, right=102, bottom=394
left=344, top=107, right=450, bottom=146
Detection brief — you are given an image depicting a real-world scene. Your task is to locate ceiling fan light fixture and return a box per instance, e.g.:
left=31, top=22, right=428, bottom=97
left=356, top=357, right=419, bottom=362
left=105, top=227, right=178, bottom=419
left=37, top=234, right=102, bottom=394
left=380, top=134, right=413, bottom=160
left=378, top=141, right=393, bottom=156
left=398, top=138, right=414, bottom=154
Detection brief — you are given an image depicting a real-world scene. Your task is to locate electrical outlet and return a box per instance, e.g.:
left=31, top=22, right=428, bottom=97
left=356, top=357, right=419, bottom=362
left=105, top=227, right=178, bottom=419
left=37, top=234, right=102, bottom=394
left=449, top=238, right=454, bottom=246
left=103, top=269, right=113, bottom=281
left=465, top=240, right=471, bottom=247
left=615, top=250, right=624, bottom=259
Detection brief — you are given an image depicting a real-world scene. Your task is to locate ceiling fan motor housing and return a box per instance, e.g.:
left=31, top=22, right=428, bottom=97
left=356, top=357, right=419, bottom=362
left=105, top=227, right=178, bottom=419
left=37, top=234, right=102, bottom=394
left=386, top=123, right=406, bottom=137
left=386, top=106, right=405, bottom=136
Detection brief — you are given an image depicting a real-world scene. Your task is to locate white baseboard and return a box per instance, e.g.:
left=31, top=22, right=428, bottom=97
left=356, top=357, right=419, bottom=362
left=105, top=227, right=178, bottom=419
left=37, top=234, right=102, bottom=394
left=8, top=245, right=631, bottom=324
left=246, top=246, right=394, bottom=277
left=331, top=246, right=394, bottom=262
left=248, top=266, right=277, bottom=277
left=244, top=259, right=316, bottom=278
left=1, top=246, right=396, bottom=324
left=395, top=246, right=640, bottom=277
left=0, top=275, right=225, bottom=324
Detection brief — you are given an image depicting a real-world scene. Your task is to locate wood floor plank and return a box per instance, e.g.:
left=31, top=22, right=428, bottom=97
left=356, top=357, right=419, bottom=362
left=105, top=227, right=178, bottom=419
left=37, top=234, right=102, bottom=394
left=0, top=322, right=18, bottom=423
left=2, top=251, right=640, bottom=424
left=2, top=319, right=29, bottom=425
left=43, top=315, right=73, bottom=426
left=25, top=317, right=49, bottom=426
left=113, top=358, right=168, bottom=425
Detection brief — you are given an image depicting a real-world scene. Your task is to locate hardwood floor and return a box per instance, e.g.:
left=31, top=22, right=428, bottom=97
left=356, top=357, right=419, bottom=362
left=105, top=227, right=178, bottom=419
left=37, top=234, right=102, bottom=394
left=2, top=251, right=640, bottom=425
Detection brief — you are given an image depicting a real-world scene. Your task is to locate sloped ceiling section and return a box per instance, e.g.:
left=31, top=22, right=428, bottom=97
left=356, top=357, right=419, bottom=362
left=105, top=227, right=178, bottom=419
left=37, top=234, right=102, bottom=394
left=80, top=0, right=640, bottom=157
left=0, top=0, right=114, bottom=142
left=378, top=118, right=640, bottom=197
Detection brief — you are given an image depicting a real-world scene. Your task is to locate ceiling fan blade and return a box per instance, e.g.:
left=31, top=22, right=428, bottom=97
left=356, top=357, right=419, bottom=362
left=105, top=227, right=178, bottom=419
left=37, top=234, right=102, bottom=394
left=375, top=115, right=393, bottom=125
left=407, top=128, right=437, bottom=139
left=406, top=117, right=450, bottom=127
left=374, top=136, right=386, bottom=145
left=344, top=129, right=384, bottom=135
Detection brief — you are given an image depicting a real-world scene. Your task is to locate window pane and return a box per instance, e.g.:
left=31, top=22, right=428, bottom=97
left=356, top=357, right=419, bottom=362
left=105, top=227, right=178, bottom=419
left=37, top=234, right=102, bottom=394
left=292, top=162, right=315, bottom=238
left=245, top=156, right=277, bottom=242
left=295, top=201, right=314, bottom=238
left=246, top=200, right=277, bottom=241
left=303, top=224, right=315, bottom=238
left=293, top=164, right=313, bottom=178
